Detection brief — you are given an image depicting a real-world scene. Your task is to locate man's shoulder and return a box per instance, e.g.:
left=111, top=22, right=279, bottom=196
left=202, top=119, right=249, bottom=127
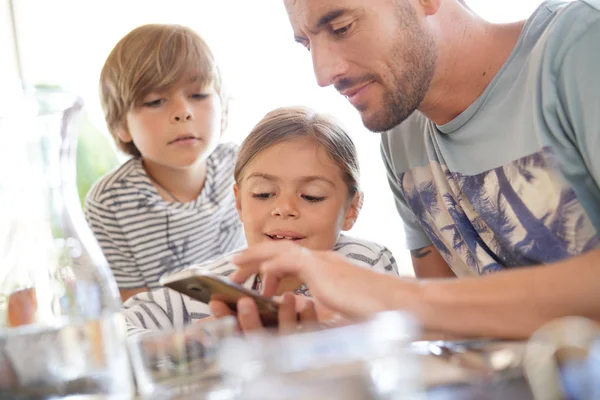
left=534, top=0, right=600, bottom=63
left=85, top=158, right=141, bottom=207
left=380, top=112, right=431, bottom=172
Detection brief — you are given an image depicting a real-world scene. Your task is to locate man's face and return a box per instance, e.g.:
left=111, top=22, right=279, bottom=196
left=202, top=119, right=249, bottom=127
left=285, top=0, right=436, bottom=132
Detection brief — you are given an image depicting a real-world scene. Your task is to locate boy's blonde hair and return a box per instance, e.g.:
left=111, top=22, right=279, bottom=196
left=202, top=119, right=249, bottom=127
left=235, top=106, right=360, bottom=197
left=99, top=24, right=226, bottom=157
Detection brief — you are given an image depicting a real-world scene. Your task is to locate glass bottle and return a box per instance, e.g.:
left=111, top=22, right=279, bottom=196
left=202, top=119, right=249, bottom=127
left=0, top=89, right=134, bottom=398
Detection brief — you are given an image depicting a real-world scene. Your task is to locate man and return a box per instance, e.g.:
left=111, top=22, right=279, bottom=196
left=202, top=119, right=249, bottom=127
left=211, top=0, right=600, bottom=338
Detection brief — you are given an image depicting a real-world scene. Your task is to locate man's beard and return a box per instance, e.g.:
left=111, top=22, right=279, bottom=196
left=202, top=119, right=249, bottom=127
left=360, top=5, right=437, bottom=133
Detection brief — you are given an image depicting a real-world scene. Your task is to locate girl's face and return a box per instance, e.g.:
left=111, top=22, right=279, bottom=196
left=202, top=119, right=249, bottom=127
left=234, top=137, right=361, bottom=251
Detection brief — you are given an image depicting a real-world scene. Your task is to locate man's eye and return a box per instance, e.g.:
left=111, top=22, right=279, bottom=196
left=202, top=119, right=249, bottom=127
left=252, top=193, right=274, bottom=200
left=295, top=38, right=311, bottom=51
left=143, top=99, right=163, bottom=107
left=332, top=23, right=353, bottom=36
left=302, top=195, right=326, bottom=203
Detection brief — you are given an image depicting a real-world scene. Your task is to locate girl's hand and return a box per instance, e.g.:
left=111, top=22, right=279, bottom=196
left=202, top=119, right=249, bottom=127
left=209, top=292, right=318, bottom=335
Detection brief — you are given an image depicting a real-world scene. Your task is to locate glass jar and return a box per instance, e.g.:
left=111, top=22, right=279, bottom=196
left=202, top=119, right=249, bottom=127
left=0, top=89, right=134, bottom=398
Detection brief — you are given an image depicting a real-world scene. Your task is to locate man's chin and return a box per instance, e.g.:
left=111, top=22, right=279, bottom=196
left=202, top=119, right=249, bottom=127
left=359, top=107, right=414, bottom=133
left=360, top=112, right=396, bottom=133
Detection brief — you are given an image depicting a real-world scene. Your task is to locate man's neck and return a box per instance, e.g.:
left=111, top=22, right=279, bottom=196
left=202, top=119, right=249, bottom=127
left=419, top=11, right=526, bottom=126
left=143, top=159, right=208, bottom=203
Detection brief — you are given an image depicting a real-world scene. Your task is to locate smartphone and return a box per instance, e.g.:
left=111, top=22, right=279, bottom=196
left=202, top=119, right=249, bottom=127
left=159, top=269, right=280, bottom=327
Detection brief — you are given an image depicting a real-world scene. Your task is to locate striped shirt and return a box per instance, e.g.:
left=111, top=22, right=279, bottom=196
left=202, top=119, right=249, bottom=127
left=84, top=143, right=246, bottom=289
left=123, top=234, right=398, bottom=336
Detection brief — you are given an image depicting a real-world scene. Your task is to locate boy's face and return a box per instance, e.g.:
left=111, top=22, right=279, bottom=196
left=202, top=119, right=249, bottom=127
left=118, top=78, right=222, bottom=170
left=235, top=137, right=360, bottom=251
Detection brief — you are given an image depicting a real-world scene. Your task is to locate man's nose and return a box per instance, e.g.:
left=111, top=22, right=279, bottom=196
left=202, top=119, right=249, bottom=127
left=311, top=41, right=350, bottom=88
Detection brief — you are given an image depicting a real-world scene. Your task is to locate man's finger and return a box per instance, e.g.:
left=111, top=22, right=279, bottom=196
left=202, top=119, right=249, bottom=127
left=229, top=242, right=296, bottom=284
left=278, top=293, right=298, bottom=335
left=232, top=241, right=303, bottom=269
left=298, top=297, right=318, bottom=329
left=237, top=297, right=266, bottom=333
left=228, top=267, right=258, bottom=285
left=260, top=255, right=308, bottom=296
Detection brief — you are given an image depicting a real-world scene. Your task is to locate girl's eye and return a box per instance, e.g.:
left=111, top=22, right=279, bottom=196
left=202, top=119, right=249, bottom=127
left=252, top=193, right=274, bottom=200
left=302, top=195, right=326, bottom=203
left=192, top=93, right=210, bottom=100
left=143, top=99, right=163, bottom=107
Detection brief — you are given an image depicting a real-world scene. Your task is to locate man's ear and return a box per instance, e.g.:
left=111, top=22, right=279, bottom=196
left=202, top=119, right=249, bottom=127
left=233, top=183, right=242, bottom=215
left=418, top=0, right=442, bottom=16
left=342, top=191, right=364, bottom=231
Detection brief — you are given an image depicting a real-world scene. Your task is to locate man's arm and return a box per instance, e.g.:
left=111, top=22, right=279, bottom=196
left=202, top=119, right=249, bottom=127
left=230, top=243, right=600, bottom=339
left=411, top=245, right=456, bottom=278
left=395, top=248, right=600, bottom=339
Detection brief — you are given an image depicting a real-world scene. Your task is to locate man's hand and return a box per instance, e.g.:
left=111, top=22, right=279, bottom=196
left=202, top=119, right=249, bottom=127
left=229, top=241, right=414, bottom=320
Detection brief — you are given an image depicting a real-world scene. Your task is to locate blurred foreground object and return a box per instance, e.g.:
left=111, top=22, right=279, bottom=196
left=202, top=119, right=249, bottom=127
left=0, top=90, right=133, bottom=398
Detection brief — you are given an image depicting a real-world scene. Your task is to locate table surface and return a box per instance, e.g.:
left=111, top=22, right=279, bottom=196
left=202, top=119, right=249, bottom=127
left=428, top=377, right=533, bottom=400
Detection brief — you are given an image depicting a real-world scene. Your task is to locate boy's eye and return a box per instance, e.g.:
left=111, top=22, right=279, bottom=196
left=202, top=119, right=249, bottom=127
left=252, top=193, right=274, bottom=200
left=302, top=195, right=326, bottom=203
left=192, top=93, right=210, bottom=100
left=143, top=99, right=163, bottom=107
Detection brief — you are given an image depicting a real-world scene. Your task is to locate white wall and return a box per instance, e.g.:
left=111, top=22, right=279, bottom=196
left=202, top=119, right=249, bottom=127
left=0, top=0, right=24, bottom=115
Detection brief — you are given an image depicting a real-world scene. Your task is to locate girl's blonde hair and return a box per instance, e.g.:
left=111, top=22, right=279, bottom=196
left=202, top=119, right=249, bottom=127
left=99, top=24, right=226, bottom=157
left=235, top=106, right=360, bottom=197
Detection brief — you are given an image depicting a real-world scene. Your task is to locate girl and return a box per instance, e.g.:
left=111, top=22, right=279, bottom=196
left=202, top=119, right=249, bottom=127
left=123, top=106, right=399, bottom=335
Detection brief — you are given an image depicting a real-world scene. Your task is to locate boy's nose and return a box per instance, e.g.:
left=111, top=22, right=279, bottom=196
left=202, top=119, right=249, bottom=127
left=172, top=97, right=194, bottom=122
left=173, top=111, right=192, bottom=122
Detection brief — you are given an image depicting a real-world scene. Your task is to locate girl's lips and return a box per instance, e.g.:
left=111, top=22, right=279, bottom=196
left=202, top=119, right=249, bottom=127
left=265, top=233, right=306, bottom=241
left=170, top=137, right=200, bottom=146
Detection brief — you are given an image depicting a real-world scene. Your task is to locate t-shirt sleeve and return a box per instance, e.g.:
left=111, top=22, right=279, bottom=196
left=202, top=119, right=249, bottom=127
left=84, top=192, right=144, bottom=289
left=555, top=20, right=600, bottom=195
left=122, top=288, right=211, bottom=337
left=371, top=246, right=400, bottom=276
left=380, top=138, right=431, bottom=250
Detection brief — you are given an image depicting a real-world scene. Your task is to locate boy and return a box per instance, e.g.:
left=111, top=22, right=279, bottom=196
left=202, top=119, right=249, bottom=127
left=85, top=24, right=245, bottom=301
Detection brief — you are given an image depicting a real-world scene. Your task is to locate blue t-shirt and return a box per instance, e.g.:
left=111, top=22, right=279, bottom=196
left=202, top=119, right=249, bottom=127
left=381, top=0, right=600, bottom=276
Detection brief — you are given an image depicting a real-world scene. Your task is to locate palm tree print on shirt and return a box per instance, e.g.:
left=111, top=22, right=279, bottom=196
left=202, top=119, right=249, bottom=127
left=398, top=147, right=600, bottom=276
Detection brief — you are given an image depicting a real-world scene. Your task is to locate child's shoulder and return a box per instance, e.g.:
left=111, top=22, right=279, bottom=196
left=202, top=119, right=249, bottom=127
left=85, top=157, right=142, bottom=206
left=334, top=234, right=396, bottom=271
left=209, top=142, right=238, bottom=164
left=334, top=234, right=388, bottom=254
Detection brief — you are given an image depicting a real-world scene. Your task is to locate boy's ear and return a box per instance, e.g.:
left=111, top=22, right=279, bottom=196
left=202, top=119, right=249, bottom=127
left=233, top=183, right=242, bottom=215
left=342, top=191, right=363, bottom=231
left=116, top=128, right=133, bottom=143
